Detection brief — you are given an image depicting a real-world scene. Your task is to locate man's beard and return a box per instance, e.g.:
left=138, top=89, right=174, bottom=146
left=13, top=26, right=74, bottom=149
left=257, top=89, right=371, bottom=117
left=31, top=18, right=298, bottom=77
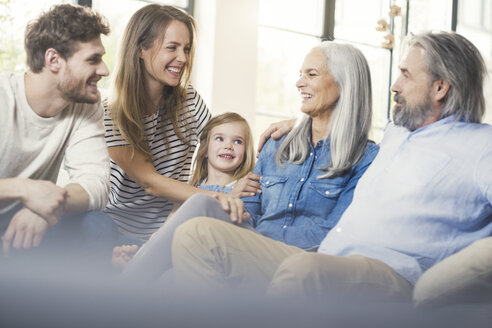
left=58, top=69, right=100, bottom=104
left=392, top=94, right=435, bottom=131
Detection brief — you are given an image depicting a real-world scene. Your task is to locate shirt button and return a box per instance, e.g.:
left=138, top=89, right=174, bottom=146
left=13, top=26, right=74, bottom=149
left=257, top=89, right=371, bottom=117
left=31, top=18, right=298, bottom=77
left=310, top=152, right=313, bottom=156
left=283, top=225, right=287, bottom=229
left=335, top=227, right=342, bottom=233
left=325, top=191, right=330, bottom=195
left=265, top=181, right=270, bottom=185
left=300, top=178, right=305, bottom=182
left=288, top=203, right=293, bottom=208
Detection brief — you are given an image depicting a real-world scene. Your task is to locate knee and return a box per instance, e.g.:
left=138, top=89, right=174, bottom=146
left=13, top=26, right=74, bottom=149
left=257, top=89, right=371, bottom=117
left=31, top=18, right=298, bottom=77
left=172, top=217, right=220, bottom=252
left=174, top=217, right=205, bottom=243
left=275, top=253, right=323, bottom=279
left=184, top=193, right=218, bottom=208
left=176, top=194, right=226, bottom=220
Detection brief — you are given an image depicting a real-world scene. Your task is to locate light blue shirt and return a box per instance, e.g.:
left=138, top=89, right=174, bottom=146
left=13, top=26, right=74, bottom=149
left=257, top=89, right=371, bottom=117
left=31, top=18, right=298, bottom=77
left=318, top=116, right=492, bottom=285
left=198, top=181, right=235, bottom=194
left=244, top=134, right=379, bottom=250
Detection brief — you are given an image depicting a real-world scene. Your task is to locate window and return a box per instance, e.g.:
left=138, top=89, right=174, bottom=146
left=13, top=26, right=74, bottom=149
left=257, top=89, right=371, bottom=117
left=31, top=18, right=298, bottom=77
left=456, top=0, right=492, bottom=124
left=334, top=0, right=394, bottom=142
left=255, top=0, right=393, bottom=142
left=0, top=0, right=67, bottom=72
left=0, top=0, right=192, bottom=89
left=255, top=0, right=330, bottom=141
left=255, top=0, right=492, bottom=142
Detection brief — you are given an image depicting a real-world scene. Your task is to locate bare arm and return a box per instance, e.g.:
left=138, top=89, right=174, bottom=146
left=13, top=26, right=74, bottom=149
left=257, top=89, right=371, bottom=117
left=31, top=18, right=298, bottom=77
left=0, top=178, right=94, bottom=254
left=0, top=178, right=66, bottom=226
left=109, top=145, right=217, bottom=202
left=2, top=208, right=48, bottom=256
left=0, top=178, right=65, bottom=256
left=109, top=145, right=249, bottom=223
left=62, top=183, right=90, bottom=215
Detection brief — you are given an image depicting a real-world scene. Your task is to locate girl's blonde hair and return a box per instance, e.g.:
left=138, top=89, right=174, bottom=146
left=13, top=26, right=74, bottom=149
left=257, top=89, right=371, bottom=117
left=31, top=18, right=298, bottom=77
left=109, top=4, right=197, bottom=160
left=190, top=112, right=255, bottom=187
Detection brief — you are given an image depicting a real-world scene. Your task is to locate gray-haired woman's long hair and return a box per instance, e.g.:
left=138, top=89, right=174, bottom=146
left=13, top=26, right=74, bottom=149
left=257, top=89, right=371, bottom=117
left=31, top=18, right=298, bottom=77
left=275, top=42, right=373, bottom=178
left=407, top=31, right=486, bottom=123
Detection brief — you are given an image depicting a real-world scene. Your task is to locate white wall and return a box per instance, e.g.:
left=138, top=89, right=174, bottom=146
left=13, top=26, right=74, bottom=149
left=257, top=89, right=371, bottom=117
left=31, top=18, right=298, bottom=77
left=192, top=0, right=259, bottom=131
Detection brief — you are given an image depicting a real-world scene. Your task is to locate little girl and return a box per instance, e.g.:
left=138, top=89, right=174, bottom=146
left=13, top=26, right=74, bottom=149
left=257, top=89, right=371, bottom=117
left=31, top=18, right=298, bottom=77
left=190, top=112, right=255, bottom=194
left=113, top=112, right=257, bottom=271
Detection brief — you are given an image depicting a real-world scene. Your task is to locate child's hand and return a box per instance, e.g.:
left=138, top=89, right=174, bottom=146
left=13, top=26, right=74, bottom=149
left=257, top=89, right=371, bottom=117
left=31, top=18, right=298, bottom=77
left=215, top=193, right=250, bottom=224
left=230, top=173, right=262, bottom=198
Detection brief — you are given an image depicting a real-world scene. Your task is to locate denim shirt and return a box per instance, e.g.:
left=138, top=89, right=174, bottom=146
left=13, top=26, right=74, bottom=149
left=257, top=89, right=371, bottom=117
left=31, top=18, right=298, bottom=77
left=243, top=135, right=379, bottom=250
left=198, top=181, right=234, bottom=194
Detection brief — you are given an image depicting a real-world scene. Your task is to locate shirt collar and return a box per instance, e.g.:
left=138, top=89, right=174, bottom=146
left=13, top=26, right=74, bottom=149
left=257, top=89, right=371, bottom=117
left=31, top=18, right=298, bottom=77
left=390, top=115, right=459, bottom=134
left=306, top=129, right=330, bottom=149
left=411, top=114, right=460, bottom=135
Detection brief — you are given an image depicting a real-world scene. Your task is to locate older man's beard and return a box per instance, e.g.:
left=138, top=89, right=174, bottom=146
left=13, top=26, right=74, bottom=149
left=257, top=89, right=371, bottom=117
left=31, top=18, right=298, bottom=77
left=392, top=94, right=435, bottom=131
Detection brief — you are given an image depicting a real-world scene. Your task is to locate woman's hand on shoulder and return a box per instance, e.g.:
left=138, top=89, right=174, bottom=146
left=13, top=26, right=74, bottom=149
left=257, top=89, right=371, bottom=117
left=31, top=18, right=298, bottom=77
left=229, top=173, right=262, bottom=198
left=214, top=193, right=250, bottom=224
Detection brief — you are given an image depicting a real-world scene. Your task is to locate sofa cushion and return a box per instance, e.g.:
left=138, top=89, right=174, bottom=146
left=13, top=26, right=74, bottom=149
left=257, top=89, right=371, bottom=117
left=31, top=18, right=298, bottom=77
left=413, top=236, right=492, bottom=308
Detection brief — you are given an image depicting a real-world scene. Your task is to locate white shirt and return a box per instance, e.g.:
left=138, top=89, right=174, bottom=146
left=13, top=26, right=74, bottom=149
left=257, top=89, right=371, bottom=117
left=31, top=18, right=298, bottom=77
left=0, top=72, right=110, bottom=218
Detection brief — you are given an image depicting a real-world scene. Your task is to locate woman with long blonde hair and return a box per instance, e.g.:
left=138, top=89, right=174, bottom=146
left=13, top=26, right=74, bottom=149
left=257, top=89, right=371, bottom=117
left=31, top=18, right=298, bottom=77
left=103, top=4, right=247, bottom=242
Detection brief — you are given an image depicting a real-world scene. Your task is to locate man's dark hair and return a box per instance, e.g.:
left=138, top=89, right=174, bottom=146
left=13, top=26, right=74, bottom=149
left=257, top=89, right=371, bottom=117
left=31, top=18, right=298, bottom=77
left=25, top=4, right=110, bottom=73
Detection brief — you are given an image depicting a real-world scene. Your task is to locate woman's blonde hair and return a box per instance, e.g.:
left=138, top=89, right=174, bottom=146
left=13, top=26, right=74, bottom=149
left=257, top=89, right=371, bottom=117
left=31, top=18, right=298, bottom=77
left=109, top=4, right=197, bottom=160
left=190, top=112, right=255, bottom=187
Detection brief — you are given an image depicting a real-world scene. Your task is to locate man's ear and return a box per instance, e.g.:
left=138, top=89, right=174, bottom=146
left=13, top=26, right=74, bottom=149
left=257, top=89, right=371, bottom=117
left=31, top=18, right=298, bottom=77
left=45, top=48, right=63, bottom=73
left=433, top=79, right=450, bottom=102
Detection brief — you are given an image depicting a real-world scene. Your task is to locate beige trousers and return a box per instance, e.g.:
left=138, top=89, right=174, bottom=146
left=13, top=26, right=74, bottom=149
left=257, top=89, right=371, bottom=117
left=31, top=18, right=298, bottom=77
left=172, top=217, right=412, bottom=302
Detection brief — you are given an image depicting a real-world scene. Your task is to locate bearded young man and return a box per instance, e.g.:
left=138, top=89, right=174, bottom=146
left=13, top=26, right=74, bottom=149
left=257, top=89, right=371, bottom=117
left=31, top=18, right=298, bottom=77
left=0, top=4, right=117, bottom=266
left=169, top=31, right=492, bottom=306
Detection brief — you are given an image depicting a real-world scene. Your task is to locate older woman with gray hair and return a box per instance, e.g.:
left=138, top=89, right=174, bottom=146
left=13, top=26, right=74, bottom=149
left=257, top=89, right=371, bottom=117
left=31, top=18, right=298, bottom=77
left=118, top=41, right=378, bottom=285
left=239, top=41, right=379, bottom=250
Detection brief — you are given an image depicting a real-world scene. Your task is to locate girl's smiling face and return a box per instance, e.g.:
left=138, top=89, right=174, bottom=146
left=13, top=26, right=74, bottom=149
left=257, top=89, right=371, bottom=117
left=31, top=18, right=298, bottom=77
left=206, top=122, right=247, bottom=176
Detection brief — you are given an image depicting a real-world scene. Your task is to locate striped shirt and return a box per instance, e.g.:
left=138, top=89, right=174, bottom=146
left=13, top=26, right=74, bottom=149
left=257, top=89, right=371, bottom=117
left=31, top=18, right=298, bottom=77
left=103, top=85, right=211, bottom=240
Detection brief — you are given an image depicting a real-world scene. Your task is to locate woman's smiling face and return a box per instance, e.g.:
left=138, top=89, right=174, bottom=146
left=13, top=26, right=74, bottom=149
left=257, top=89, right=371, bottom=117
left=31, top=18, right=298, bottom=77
left=296, top=48, right=340, bottom=119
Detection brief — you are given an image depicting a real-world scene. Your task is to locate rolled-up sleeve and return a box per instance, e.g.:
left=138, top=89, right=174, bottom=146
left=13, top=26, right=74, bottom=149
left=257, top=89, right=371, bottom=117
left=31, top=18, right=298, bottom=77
left=63, top=103, right=110, bottom=210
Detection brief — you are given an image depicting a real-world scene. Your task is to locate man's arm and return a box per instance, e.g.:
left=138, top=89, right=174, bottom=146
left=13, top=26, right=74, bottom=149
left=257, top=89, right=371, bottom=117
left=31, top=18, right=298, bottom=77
left=0, top=178, right=67, bottom=256
left=0, top=178, right=66, bottom=226
left=256, top=118, right=296, bottom=157
left=62, top=103, right=110, bottom=212
left=0, top=181, right=94, bottom=256
left=1, top=103, right=108, bottom=255
left=62, top=183, right=90, bottom=215
left=2, top=208, right=48, bottom=256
